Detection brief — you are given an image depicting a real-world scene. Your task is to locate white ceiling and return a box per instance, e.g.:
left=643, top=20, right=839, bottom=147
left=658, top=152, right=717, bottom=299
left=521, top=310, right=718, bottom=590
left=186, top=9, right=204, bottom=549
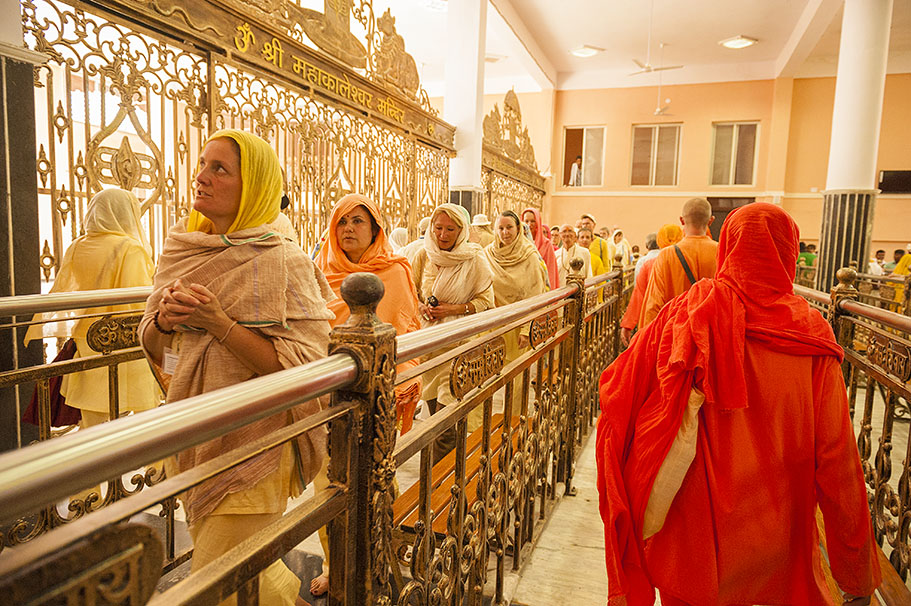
left=370, top=0, right=911, bottom=96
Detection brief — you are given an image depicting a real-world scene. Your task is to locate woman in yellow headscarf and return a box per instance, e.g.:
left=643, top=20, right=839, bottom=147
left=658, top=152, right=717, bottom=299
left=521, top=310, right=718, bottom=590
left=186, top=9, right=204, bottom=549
left=140, top=129, right=334, bottom=606
left=889, top=251, right=911, bottom=309
left=24, top=188, right=159, bottom=426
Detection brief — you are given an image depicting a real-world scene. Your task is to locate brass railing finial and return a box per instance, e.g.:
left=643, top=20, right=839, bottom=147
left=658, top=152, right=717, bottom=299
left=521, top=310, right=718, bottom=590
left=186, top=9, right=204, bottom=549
left=570, top=257, right=584, bottom=274
left=835, top=266, right=858, bottom=292
left=340, top=272, right=385, bottom=326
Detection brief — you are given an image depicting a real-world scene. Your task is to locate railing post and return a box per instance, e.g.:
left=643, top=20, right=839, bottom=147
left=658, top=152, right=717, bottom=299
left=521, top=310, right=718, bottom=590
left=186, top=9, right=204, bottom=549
left=327, top=273, right=398, bottom=606
left=612, top=254, right=624, bottom=356
left=563, top=258, right=586, bottom=497
left=903, top=275, right=911, bottom=317
left=829, top=267, right=859, bottom=384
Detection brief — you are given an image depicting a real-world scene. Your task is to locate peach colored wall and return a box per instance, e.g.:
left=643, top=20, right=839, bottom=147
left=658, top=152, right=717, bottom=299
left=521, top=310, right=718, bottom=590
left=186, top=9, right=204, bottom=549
left=545, top=75, right=910, bottom=251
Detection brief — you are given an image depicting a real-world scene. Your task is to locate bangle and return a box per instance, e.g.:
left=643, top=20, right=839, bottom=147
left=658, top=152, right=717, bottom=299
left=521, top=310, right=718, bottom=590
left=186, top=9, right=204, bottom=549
left=217, top=320, right=238, bottom=343
left=153, top=311, right=175, bottom=335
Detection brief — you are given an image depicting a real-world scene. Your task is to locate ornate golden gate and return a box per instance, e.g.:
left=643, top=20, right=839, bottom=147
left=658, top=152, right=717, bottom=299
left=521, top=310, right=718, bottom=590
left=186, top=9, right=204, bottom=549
left=481, top=89, right=544, bottom=219
left=23, top=0, right=454, bottom=279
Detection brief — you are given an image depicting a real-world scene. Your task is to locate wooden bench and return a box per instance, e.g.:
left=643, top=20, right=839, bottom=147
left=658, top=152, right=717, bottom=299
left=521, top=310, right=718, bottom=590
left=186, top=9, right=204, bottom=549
left=393, top=413, right=521, bottom=537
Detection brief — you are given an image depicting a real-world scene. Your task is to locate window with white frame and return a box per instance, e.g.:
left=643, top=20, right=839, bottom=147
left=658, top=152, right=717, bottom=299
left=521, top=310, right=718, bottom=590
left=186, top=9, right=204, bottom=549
left=630, top=124, right=680, bottom=186
left=563, top=126, right=605, bottom=187
left=711, top=122, right=758, bottom=185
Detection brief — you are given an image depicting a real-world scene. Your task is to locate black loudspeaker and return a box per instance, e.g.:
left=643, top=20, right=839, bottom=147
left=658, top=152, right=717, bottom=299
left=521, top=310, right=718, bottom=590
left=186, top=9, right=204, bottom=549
left=878, top=170, right=911, bottom=194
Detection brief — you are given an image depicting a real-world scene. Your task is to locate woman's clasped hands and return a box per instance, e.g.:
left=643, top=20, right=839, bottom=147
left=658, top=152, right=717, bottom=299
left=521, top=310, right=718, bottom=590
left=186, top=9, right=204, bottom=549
left=158, top=279, right=232, bottom=339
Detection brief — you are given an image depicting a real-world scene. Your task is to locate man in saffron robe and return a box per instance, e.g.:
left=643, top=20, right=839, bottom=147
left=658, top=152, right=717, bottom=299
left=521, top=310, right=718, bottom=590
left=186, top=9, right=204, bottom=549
left=596, top=203, right=880, bottom=606
left=620, top=224, right=682, bottom=347
left=641, top=198, right=718, bottom=328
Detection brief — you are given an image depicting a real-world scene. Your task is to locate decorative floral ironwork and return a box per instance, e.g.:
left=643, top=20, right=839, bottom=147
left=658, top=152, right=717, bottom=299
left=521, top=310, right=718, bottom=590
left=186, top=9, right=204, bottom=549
left=449, top=337, right=507, bottom=400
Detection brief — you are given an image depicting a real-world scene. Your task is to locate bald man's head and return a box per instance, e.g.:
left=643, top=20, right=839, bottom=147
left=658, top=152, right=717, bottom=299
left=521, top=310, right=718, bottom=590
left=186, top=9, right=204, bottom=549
left=680, top=197, right=713, bottom=235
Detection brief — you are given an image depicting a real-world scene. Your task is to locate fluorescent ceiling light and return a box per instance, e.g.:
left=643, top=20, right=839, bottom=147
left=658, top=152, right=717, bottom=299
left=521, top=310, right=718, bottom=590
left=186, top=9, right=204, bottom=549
left=719, top=35, right=758, bottom=49
left=421, top=0, right=447, bottom=11
left=571, top=45, right=604, bottom=58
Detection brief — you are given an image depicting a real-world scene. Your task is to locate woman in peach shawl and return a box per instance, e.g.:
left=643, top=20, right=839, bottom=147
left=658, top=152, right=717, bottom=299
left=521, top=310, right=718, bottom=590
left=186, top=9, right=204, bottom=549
left=316, top=193, right=423, bottom=433
left=140, top=129, right=333, bottom=606
left=310, top=193, right=423, bottom=597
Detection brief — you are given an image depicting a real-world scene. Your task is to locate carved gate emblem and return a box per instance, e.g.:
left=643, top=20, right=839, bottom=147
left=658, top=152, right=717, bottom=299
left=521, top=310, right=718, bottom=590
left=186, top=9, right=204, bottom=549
left=449, top=337, right=507, bottom=399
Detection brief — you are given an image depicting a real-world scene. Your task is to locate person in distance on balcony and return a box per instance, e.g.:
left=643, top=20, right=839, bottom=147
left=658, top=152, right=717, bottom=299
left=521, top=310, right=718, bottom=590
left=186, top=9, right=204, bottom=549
left=140, top=129, right=334, bottom=606
left=596, top=202, right=880, bottom=606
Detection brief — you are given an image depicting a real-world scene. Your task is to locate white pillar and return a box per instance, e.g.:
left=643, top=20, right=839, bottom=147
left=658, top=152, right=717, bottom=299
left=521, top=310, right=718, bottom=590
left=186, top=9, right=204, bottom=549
left=817, top=0, right=893, bottom=290
left=825, top=0, right=892, bottom=190
left=444, top=0, right=487, bottom=195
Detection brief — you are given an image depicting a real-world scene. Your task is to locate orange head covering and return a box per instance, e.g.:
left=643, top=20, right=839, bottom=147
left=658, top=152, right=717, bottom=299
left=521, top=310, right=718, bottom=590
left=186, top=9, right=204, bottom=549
left=316, top=194, right=421, bottom=333
left=656, top=224, right=683, bottom=248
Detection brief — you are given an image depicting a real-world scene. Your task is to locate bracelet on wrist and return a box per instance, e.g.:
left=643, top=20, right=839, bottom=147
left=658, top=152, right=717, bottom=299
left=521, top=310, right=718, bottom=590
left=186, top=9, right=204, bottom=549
left=217, top=320, right=238, bottom=343
left=153, top=311, right=175, bottom=335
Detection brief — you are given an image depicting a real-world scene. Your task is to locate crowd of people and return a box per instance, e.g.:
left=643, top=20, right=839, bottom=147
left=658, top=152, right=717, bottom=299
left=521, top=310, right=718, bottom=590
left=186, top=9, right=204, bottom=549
left=24, top=127, right=898, bottom=605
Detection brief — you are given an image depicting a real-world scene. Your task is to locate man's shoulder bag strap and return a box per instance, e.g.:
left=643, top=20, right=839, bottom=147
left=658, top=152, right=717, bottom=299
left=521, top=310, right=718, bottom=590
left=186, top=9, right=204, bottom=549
left=674, top=245, right=697, bottom=286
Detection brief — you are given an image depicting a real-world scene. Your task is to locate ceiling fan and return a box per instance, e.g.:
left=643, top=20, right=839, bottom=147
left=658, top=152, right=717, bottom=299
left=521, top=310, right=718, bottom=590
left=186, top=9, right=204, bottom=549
left=652, top=44, right=674, bottom=115
left=630, top=0, right=683, bottom=76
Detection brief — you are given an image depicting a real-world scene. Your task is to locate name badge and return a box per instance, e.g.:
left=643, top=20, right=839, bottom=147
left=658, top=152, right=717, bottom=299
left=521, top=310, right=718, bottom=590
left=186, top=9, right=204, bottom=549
left=162, top=347, right=179, bottom=376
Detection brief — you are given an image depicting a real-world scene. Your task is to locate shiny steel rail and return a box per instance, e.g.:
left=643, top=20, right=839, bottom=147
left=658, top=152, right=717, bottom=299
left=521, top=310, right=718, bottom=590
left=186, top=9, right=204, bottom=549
left=0, top=353, right=357, bottom=525
left=395, top=284, right=577, bottom=363
left=793, top=284, right=829, bottom=307
left=0, top=286, right=152, bottom=317
left=795, top=283, right=911, bottom=333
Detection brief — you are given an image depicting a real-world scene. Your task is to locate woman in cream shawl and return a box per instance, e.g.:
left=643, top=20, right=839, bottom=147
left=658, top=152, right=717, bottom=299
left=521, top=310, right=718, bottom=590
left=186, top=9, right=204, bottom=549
left=612, top=228, right=634, bottom=265
left=140, top=129, right=333, bottom=606
left=25, top=188, right=159, bottom=426
left=412, top=203, right=494, bottom=459
left=484, top=210, right=548, bottom=388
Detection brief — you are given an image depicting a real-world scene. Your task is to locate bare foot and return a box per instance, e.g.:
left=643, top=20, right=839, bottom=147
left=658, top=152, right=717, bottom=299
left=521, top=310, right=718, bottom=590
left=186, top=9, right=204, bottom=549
left=310, top=574, right=329, bottom=597
left=295, top=597, right=312, bottom=606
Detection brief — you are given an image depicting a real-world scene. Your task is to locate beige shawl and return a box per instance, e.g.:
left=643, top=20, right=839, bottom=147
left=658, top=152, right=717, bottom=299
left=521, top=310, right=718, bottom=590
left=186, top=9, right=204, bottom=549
left=139, top=219, right=335, bottom=523
left=484, top=231, right=547, bottom=306
left=420, top=204, right=493, bottom=307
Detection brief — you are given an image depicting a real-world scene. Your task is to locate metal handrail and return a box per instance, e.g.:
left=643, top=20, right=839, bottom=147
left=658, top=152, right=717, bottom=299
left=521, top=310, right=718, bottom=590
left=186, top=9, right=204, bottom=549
left=855, top=272, right=907, bottom=284
left=794, top=284, right=911, bottom=333
left=0, top=286, right=152, bottom=317
left=0, top=353, right=357, bottom=525
left=584, top=269, right=621, bottom=288
left=840, top=299, right=911, bottom=333
left=793, top=284, right=829, bottom=306
left=395, top=284, right=577, bottom=363
left=0, top=279, right=591, bottom=524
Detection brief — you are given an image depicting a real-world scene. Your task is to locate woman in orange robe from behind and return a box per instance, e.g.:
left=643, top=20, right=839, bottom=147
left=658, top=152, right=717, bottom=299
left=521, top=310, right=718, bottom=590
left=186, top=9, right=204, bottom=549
left=596, top=203, right=880, bottom=605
